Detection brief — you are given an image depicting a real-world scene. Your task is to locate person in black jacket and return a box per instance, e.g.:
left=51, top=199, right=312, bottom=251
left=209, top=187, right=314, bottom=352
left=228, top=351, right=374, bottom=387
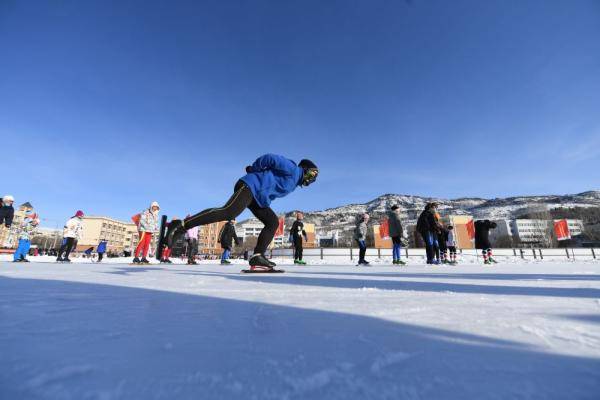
left=218, top=220, right=240, bottom=265
left=437, top=226, right=449, bottom=264
left=0, top=195, right=15, bottom=228
left=290, top=212, right=309, bottom=265
left=475, top=220, right=498, bottom=264
left=416, top=202, right=440, bottom=264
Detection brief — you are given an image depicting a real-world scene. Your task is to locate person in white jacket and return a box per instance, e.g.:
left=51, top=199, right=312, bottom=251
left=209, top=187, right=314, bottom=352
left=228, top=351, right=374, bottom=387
left=133, top=201, right=160, bottom=264
left=446, top=225, right=458, bottom=264
left=57, top=210, right=84, bottom=262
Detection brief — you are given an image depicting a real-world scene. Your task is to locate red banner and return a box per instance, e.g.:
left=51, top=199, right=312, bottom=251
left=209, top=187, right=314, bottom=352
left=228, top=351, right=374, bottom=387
left=275, top=217, right=285, bottom=237
left=466, top=219, right=475, bottom=240
left=554, top=219, right=571, bottom=241
left=379, top=219, right=389, bottom=239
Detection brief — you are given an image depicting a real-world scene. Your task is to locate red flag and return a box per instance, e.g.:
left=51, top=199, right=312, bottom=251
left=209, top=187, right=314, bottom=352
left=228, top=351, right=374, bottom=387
left=466, top=219, right=475, bottom=240
left=275, top=216, right=285, bottom=237
left=379, top=219, right=390, bottom=239
left=554, top=219, right=571, bottom=241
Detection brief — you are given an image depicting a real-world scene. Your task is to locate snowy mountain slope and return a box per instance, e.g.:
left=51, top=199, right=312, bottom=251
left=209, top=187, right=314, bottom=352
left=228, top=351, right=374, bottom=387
left=242, top=190, right=600, bottom=233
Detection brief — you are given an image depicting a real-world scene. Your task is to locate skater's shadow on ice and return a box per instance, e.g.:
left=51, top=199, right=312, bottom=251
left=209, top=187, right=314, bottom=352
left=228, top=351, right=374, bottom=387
left=560, top=314, right=600, bottom=324
left=103, top=267, right=164, bottom=275
left=300, top=271, right=600, bottom=282
left=219, top=274, right=600, bottom=299
left=0, top=276, right=598, bottom=400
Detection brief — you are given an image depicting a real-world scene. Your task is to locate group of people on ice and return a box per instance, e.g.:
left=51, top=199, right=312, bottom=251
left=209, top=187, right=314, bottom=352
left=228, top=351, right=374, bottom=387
left=5, top=153, right=500, bottom=270
left=1, top=195, right=41, bottom=262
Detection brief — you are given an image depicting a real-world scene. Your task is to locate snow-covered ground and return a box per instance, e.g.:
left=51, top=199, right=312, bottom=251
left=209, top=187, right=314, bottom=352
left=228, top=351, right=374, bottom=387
left=1, top=258, right=599, bottom=399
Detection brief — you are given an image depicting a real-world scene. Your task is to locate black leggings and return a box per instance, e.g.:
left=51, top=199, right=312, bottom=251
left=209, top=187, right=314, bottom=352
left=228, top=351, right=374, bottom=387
left=293, top=236, right=303, bottom=260
left=58, top=237, right=76, bottom=260
left=184, top=181, right=278, bottom=255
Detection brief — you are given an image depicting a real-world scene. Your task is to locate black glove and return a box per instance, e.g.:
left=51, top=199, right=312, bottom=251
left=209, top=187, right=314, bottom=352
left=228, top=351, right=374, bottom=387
left=245, top=166, right=253, bottom=173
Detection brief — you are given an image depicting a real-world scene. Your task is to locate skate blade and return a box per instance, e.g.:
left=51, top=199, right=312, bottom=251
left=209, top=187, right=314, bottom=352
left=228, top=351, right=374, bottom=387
left=241, top=268, right=285, bottom=273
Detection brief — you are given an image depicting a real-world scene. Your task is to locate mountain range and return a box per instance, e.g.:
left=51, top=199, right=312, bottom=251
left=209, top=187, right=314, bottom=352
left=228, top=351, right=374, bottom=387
left=268, top=190, right=600, bottom=234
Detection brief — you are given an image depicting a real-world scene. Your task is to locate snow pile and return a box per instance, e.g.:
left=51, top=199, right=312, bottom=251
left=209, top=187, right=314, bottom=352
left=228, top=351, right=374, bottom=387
left=0, top=261, right=599, bottom=399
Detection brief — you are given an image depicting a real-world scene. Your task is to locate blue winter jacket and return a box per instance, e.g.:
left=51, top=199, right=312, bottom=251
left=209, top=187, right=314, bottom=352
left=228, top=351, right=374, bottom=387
left=240, top=154, right=304, bottom=208
left=97, top=241, right=107, bottom=254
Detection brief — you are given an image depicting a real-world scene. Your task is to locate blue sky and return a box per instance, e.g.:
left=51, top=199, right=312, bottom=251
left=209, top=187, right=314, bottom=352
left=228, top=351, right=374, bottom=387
left=1, top=0, right=599, bottom=226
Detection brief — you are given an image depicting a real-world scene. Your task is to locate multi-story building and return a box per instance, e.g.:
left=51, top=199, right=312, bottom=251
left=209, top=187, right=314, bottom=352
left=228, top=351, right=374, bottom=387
left=510, top=219, right=551, bottom=245
left=237, top=220, right=264, bottom=239
left=198, top=221, right=228, bottom=255
left=78, top=216, right=139, bottom=254
left=238, top=218, right=316, bottom=248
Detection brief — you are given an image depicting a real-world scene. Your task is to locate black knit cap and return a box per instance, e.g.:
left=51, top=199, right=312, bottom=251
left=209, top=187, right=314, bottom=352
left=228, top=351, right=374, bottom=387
left=299, top=159, right=318, bottom=170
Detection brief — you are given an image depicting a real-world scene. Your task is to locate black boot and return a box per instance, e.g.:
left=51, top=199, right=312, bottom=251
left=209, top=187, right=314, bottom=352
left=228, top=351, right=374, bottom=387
left=140, top=258, right=150, bottom=264
left=165, top=219, right=186, bottom=248
left=249, top=254, right=274, bottom=269
left=132, top=257, right=141, bottom=264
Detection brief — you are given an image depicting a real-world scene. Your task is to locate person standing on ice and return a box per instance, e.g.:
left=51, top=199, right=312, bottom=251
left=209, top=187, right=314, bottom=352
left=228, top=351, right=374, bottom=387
left=354, top=213, right=370, bottom=266
left=416, top=202, right=440, bottom=264
left=133, top=202, right=160, bottom=264
left=475, top=220, right=497, bottom=264
left=437, top=226, right=449, bottom=264
left=13, top=211, right=39, bottom=262
left=185, top=222, right=199, bottom=265
left=96, top=239, right=107, bottom=262
left=387, top=205, right=406, bottom=265
left=164, top=154, right=319, bottom=271
left=446, top=225, right=457, bottom=264
left=57, top=210, right=84, bottom=262
left=218, top=219, right=240, bottom=265
left=1, top=195, right=15, bottom=228
left=290, top=212, right=308, bottom=265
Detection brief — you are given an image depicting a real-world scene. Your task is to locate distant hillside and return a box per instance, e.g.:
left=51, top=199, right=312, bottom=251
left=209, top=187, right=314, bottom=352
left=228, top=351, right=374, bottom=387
left=241, top=190, right=600, bottom=236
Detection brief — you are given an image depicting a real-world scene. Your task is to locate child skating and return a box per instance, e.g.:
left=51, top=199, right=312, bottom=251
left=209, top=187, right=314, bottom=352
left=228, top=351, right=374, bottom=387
left=163, top=154, right=318, bottom=272
left=446, top=225, right=457, bottom=264
left=13, top=211, right=39, bottom=262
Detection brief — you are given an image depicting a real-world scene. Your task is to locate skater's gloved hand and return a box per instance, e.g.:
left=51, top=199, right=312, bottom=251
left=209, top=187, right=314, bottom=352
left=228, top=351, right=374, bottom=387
left=245, top=166, right=253, bottom=173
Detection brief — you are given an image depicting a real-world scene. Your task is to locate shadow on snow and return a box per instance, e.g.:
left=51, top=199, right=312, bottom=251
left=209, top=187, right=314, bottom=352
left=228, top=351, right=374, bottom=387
left=0, top=276, right=598, bottom=400
left=177, top=271, right=600, bottom=299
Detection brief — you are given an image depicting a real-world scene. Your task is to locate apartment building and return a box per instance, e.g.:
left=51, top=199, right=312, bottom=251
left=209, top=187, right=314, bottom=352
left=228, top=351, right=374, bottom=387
left=78, top=216, right=139, bottom=253
left=510, top=219, right=551, bottom=245
left=198, top=221, right=228, bottom=255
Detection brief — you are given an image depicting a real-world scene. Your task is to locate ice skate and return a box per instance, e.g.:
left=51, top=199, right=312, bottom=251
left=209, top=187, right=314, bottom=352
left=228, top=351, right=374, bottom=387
left=242, top=254, right=284, bottom=273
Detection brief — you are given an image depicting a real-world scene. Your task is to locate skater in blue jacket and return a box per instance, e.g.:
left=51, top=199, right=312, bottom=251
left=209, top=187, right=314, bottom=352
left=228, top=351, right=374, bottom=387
left=164, top=154, right=318, bottom=270
left=97, top=239, right=107, bottom=262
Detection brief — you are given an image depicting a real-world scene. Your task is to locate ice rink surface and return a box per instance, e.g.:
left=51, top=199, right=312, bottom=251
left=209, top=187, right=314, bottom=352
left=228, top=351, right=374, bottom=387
left=1, top=257, right=599, bottom=399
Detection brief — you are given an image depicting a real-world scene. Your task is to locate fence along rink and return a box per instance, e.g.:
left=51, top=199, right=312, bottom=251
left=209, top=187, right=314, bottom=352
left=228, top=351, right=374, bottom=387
left=270, top=247, right=598, bottom=261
